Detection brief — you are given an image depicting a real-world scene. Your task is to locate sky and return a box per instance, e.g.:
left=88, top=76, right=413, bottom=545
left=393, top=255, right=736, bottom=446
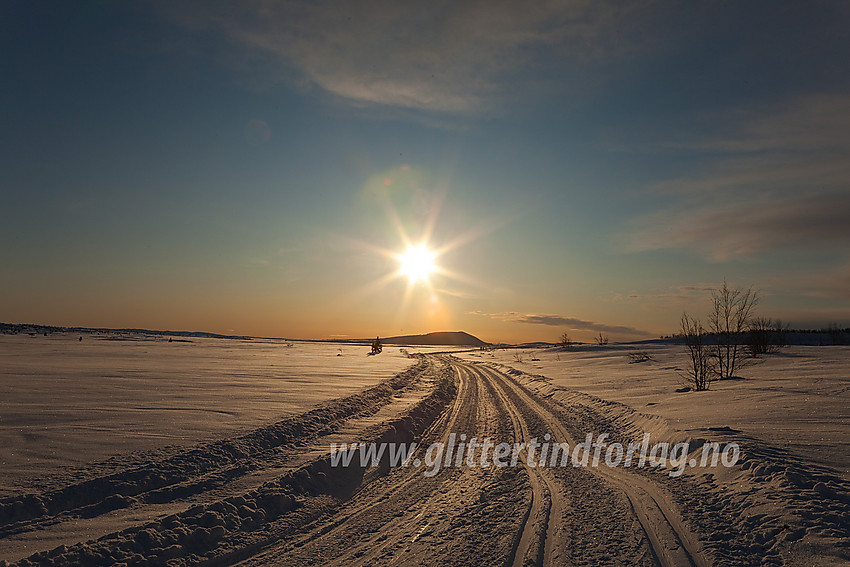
left=1, top=1, right=849, bottom=343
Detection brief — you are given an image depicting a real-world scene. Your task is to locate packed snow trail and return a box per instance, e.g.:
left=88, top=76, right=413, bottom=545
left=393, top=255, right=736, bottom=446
left=3, top=355, right=717, bottom=566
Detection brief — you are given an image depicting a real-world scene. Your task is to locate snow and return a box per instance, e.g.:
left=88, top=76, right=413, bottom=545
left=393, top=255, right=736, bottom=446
left=1, top=337, right=848, bottom=565
left=458, top=344, right=850, bottom=479
left=0, top=334, right=418, bottom=496
left=454, top=344, right=850, bottom=565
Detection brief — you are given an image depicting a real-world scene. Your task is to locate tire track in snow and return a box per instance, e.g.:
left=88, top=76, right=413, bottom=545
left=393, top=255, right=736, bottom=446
left=474, top=359, right=710, bottom=567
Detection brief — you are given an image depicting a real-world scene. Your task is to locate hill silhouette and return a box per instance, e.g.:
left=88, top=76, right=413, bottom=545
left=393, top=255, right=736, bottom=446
left=381, top=331, right=488, bottom=347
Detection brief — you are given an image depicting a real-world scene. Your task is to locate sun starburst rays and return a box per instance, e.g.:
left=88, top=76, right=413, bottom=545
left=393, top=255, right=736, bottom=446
left=335, top=166, right=508, bottom=325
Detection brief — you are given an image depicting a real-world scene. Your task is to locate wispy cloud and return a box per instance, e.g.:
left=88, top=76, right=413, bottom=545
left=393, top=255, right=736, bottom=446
left=665, top=94, right=850, bottom=155
left=805, top=263, right=850, bottom=301
left=164, top=0, right=658, bottom=113
left=623, top=189, right=850, bottom=261
left=472, top=311, right=651, bottom=336
left=621, top=94, right=850, bottom=260
left=614, top=285, right=716, bottom=309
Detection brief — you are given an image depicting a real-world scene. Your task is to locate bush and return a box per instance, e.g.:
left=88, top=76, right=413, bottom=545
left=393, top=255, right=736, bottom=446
left=627, top=351, right=652, bottom=364
left=826, top=323, right=846, bottom=345
left=747, top=317, right=784, bottom=357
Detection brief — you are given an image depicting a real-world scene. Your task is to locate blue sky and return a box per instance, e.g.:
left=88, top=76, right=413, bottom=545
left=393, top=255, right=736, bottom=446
left=2, top=1, right=849, bottom=342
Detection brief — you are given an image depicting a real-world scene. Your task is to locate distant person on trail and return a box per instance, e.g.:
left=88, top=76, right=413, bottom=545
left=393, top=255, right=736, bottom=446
left=371, top=336, right=382, bottom=354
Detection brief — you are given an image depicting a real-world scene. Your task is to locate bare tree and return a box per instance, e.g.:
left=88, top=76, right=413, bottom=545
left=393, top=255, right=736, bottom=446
left=681, top=313, right=712, bottom=391
left=558, top=332, right=572, bottom=349
left=595, top=332, right=609, bottom=345
left=708, top=282, right=758, bottom=379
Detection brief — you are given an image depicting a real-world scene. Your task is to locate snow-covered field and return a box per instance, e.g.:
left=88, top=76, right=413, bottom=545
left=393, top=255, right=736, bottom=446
left=452, top=344, right=850, bottom=565
left=1, top=336, right=848, bottom=566
left=459, top=344, right=850, bottom=478
left=0, top=334, right=418, bottom=496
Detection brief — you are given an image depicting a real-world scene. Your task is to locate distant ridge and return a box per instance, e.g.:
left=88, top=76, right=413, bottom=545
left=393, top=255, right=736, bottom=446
left=0, top=322, right=489, bottom=347
left=382, top=331, right=488, bottom=347
left=0, top=322, right=254, bottom=341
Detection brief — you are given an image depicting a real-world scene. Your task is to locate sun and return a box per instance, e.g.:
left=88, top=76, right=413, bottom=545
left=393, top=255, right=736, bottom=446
left=398, top=244, right=436, bottom=283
